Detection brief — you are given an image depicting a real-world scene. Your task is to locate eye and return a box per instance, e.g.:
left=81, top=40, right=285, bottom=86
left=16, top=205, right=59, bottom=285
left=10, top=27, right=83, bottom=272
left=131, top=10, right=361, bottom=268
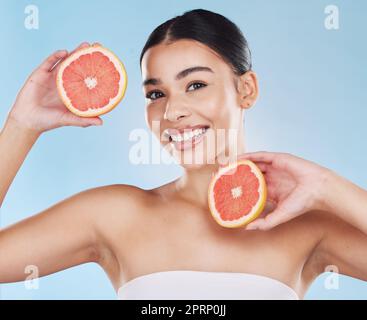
left=145, top=91, right=164, bottom=101
left=187, top=82, right=207, bottom=91
left=145, top=82, right=207, bottom=101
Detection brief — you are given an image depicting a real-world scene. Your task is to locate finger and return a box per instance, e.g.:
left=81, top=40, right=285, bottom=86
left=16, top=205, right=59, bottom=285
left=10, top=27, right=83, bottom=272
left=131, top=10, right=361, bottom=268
left=50, top=42, right=90, bottom=73
left=60, top=113, right=103, bottom=127
left=245, top=209, right=290, bottom=231
left=255, top=162, right=268, bottom=173
left=245, top=199, right=275, bottom=228
left=262, top=210, right=292, bottom=230
left=262, top=199, right=276, bottom=215
left=237, top=151, right=276, bottom=164
left=242, top=152, right=306, bottom=175
left=70, top=41, right=90, bottom=54
left=245, top=220, right=262, bottom=230
left=219, top=151, right=276, bottom=168
left=219, top=159, right=268, bottom=179
left=38, top=50, right=69, bottom=72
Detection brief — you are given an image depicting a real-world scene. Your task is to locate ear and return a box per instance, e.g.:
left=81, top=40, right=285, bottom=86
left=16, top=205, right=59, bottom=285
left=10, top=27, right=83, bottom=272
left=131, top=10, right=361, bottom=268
left=235, top=71, right=259, bottom=109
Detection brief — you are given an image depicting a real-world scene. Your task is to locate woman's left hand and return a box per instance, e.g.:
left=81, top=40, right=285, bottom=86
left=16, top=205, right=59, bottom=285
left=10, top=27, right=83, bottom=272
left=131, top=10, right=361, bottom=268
left=229, top=151, right=332, bottom=231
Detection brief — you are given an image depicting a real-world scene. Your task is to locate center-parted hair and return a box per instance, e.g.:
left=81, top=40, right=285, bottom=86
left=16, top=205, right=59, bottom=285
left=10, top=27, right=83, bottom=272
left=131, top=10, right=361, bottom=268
left=139, top=9, right=252, bottom=76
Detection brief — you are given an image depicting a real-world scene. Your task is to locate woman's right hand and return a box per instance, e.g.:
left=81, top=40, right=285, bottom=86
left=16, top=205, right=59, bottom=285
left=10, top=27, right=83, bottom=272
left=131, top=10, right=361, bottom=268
left=7, top=42, right=103, bottom=135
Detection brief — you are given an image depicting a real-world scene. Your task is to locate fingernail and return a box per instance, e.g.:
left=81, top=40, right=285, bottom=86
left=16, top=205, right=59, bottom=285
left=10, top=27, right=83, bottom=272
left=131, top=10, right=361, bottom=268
left=246, top=225, right=257, bottom=230
left=56, top=49, right=68, bottom=55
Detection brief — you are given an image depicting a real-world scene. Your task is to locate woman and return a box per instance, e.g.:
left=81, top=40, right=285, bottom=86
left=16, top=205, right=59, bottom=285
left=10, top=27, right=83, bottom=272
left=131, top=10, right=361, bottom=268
left=1, top=9, right=367, bottom=300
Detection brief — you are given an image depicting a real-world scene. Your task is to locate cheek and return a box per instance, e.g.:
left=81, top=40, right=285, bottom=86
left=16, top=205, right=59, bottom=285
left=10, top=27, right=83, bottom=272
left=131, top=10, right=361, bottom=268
left=145, top=104, right=166, bottom=142
left=195, top=86, right=236, bottom=127
left=146, top=104, right=163, bottom=128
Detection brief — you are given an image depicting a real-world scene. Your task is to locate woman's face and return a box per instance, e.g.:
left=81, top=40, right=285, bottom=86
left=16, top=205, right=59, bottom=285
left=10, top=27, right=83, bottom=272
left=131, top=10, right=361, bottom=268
left=141, top=39, right=255, bottom=169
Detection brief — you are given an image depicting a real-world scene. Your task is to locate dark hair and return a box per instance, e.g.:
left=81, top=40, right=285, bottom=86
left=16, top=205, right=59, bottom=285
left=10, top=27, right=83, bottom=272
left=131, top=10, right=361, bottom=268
left=139, top=9, right=252, bottom=76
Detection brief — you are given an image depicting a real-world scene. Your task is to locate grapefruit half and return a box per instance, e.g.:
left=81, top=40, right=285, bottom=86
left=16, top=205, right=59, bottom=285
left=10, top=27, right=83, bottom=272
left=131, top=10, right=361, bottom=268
left=208, top=159, right=267, bottom=228
left=56, top=44, right=127, bottom=117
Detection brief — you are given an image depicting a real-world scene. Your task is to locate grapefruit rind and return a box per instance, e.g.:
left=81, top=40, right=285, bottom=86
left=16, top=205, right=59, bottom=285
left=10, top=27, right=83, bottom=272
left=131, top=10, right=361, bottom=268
left=208, top=159, right=267, bottom=228
left=56, top=44, right=127, bottom=117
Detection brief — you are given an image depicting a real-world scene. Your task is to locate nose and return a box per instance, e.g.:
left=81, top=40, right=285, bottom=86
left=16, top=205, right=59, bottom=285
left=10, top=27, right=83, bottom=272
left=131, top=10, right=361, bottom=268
left=163, top=95, right=191, bottom=122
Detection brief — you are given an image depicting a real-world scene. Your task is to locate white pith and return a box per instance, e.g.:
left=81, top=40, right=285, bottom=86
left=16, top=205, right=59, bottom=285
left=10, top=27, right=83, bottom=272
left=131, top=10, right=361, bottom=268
left=84, top=76, right=98, bottom=89
left=231, top=186, right=243, bottom=199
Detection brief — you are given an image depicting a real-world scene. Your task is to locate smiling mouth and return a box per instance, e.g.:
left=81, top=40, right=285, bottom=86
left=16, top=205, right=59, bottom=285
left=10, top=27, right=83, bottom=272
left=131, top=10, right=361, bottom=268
left=168, top=125, right=210, bottom=143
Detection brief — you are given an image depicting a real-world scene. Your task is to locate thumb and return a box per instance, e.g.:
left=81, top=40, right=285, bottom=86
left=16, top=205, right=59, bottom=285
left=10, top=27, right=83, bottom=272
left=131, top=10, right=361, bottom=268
left=245, top=187, right=311, bottom=231
left=245, top=208, right=290, bottom=231
left=38, top=49, right=69, bottom=72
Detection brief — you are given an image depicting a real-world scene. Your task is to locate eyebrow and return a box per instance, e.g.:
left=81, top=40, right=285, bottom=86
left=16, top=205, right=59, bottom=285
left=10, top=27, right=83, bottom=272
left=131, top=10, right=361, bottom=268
left=142, top=66, right=214, bottom=87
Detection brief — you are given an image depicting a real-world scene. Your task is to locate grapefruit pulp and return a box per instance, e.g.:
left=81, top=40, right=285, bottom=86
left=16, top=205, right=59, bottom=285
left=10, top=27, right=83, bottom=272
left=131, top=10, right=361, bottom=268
left=56, top=44, right=127, bottom=117
left=208, top=159, right=267, bottom=228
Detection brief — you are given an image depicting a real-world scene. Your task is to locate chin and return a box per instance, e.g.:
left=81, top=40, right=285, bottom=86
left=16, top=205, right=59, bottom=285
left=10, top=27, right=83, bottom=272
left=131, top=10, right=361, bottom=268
left=174, top=151, right=219, bottom=171
left=179, top=161, right=209, bottom=170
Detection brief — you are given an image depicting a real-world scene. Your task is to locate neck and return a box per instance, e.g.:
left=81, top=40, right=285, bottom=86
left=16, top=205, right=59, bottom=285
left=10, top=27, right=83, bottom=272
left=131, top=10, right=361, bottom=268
left=174, top=126, right=246, bottom=209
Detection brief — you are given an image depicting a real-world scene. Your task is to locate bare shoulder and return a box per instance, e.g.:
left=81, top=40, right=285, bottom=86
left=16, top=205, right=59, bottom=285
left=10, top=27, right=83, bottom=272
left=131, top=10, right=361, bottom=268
left=78, top=183, right=156, bottom=288
left=76, top=183, right=153, bottom=213
left=82, top=183, right=154, bottom=226
left=66, top=183, right=153, bottom=241
left=79, top=183, right=149, bottom=202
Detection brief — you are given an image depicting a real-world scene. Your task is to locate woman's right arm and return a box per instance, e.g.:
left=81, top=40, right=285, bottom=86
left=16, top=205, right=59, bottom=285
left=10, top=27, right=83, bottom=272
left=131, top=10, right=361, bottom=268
left=0, top=42, right=118, bottom=284
left=0, top=118, right=40, bottom=208
left=1, top=41, right=103, bottom=208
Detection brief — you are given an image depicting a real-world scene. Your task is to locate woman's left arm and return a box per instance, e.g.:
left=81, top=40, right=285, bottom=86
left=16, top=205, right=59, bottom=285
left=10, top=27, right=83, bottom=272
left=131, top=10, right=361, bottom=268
left=307, top=169, right=367, bottom=281
left=321, top=171, right=367, bottom=235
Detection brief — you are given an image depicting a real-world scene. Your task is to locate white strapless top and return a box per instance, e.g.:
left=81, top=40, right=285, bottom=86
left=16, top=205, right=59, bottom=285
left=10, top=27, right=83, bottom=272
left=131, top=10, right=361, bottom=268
left=117, top=270, right=300, bottom=300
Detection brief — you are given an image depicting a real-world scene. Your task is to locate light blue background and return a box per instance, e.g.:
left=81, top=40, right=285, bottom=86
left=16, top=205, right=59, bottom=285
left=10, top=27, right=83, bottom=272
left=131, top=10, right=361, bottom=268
left=0, top=0, right=366, bottom=299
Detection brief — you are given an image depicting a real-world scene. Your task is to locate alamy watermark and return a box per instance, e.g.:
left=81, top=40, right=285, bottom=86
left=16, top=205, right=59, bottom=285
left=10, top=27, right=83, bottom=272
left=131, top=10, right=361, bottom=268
left=24, top=264, right=39, bottom=290
left=324, top=5, right=339, bottom=30
left=324, top=265, right=340, bottom=290
left=24, top=5, right=39, bottom=30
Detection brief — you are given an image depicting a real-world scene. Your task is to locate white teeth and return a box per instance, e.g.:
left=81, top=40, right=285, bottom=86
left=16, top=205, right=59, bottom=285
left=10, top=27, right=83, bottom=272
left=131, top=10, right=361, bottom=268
left=170, top=127, right=207, bottom=142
